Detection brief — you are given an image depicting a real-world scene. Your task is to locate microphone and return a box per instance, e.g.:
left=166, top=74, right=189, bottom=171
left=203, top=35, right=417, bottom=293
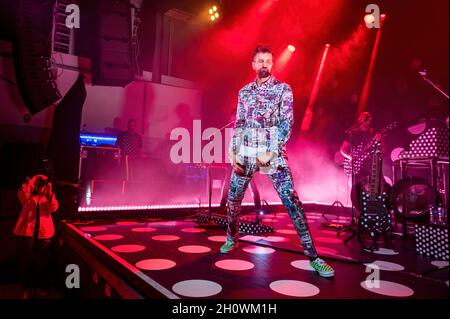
left=418, top=69, right=427, bottom=77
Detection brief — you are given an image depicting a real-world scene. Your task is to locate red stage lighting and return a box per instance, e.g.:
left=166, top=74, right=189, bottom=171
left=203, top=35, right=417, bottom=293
left=287, top=45, right=296, bottom=52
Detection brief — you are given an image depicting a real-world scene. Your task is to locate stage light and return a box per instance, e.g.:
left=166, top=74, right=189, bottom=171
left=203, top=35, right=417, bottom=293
left=287, top=45, right=296, bottom=52
left=364, top=14, right=375, bottom=24
left=208, top=4, right=221, bottom=22
left=301, top=43, right=330, bottom=131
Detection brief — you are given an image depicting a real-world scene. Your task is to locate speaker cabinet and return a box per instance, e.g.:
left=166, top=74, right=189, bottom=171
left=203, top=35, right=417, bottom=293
left=13, top=0, right=62, bottom=115
left=91, top=0, right=134, bottom=87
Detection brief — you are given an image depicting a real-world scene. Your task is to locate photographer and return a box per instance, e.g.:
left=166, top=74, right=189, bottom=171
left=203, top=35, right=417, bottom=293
left=13, top=174, right=58, bottom=299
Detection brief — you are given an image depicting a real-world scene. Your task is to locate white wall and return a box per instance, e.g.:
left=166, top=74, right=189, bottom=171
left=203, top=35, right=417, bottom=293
left=80, top=74, right=202, bottom=138
left=0, top=41, right=202, bottom=152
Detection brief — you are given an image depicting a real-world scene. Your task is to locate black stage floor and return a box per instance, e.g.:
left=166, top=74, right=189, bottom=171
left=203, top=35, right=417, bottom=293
left=60, top=209, right=449, bottom=299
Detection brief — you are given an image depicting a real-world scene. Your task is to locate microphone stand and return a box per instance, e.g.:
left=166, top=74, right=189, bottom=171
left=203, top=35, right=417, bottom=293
left=419, top=70, right=449, bottom=100
left=198, top=120, right=235, bottom=226
left=322, top=123, right=360, bottom=229
left=337, top=127, right=358, bottom=242
left=209, top=121, right=235, bottom=217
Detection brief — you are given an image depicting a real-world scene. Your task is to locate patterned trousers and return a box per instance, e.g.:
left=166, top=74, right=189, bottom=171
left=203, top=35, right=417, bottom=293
left=226, top=164, right=318, bottom=259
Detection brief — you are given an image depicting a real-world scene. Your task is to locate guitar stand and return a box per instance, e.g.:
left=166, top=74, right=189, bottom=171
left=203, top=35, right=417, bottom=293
left=360, top=233, right=397, bottom=253
left=322, top=200, right=345, bottom=220
left=343, top=224, right=397, bottom=253
left=337, top=217, right=361, bottom=245
left=337, top=217, right=385, bottom=252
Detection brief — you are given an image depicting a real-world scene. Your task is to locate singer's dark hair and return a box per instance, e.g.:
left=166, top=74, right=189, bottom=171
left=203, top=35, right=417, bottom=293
left=252, top=45, right=273, bottom=60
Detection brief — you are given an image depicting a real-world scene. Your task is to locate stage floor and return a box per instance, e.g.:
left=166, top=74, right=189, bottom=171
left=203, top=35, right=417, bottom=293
left=61, top=210, right=449, bottom=299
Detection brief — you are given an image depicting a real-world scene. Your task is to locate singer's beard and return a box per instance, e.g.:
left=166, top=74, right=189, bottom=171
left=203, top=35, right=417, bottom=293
left=258, top=68, right=270, bottom=79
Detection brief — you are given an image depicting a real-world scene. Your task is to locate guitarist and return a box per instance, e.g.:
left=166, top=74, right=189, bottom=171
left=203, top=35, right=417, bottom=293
left=340, top=112, right=382, bottom=182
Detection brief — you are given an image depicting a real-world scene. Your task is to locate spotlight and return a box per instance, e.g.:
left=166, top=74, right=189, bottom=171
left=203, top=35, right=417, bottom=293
left=208, top=4, right=221, bottom=22
left=287, top=44, right=296, bottom=52
left=364, top=14, right=375, bottom=24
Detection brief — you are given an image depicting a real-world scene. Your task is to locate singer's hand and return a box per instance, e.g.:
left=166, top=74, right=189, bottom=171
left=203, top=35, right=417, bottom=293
left=257, top=151, right=273, bottom=167
left=22, top=177, right=33, bottom=196
left=45, top=182, right=53, bottom=200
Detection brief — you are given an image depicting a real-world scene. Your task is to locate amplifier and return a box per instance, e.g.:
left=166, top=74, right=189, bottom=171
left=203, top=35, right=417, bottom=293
left=399, top=127, right=449, bottom=159
left=415, top=224, right=449, bottom=261
left=78, top=146, right=121, bottom=181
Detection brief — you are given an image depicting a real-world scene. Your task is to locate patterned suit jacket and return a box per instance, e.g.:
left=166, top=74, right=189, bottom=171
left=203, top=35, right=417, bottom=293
left=232, top=76, right=294, bottom=173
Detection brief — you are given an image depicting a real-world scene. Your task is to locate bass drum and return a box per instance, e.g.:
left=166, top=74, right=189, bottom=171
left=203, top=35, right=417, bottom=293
left=389, top=176, right=441, bottom=222
left=351, top=176, right=392, bottom=212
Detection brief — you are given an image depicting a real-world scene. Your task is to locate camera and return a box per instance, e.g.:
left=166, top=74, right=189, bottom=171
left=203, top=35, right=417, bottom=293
left=33, top=177, right=49, bottom=195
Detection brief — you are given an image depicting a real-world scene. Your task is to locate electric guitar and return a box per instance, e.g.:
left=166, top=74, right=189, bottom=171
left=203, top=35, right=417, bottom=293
left=344, top=122, right=397, bottom=177
left=358, top=140, right=392, bottom=239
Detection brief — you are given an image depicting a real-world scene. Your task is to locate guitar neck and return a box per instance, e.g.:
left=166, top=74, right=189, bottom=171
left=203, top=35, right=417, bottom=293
left=369, top=150, right=382, bottom=197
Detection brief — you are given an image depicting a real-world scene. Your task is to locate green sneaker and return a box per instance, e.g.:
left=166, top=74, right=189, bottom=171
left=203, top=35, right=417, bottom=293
left=310, top=258, right=335, bottom=278
left=220, top=240, right=239, bottom=254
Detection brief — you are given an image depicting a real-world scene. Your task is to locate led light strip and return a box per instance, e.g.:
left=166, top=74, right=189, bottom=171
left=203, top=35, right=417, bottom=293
left=78, top=201, right=351, bottom=212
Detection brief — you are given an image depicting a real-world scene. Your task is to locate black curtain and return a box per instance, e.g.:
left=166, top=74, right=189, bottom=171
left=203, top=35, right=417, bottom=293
left=47, top=73, right=87, bottom=183
left=0, top=0, right=16, bottom=41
